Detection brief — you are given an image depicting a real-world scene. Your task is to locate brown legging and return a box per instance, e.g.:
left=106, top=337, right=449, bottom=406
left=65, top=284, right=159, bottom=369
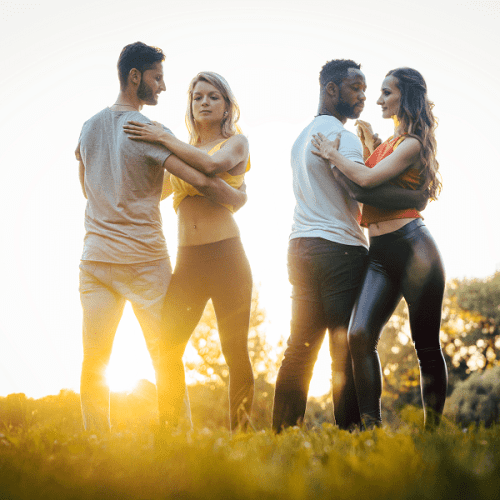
left=157, top=237, right=254, bottom=431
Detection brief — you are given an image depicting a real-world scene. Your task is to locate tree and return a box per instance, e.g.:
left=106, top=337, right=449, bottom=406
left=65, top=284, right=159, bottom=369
left=446, top=365, right=500, bottom=427
left=454, top=272, right=500, bottom=325
left=442, top=272, right=500, bottom=381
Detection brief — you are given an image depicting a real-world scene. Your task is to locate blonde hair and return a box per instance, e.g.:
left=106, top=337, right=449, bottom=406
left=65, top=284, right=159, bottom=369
left=387, top=67, right=442, bottom=200
left=185, top=71, right=241, bottom=145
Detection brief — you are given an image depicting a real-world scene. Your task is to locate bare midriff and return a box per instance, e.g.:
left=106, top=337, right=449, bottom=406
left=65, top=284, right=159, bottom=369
left=367, top=217, right=416, bottom=237
left=177, top=195, right=240, bottom=247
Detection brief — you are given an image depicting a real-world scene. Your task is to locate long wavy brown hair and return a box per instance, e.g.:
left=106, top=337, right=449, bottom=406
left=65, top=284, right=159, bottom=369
left=387, top=67, right=442, bottom=200
left=185, top=71, right=241, bottom=146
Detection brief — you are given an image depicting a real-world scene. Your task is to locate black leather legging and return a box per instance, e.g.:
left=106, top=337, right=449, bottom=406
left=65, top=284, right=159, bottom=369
left=348, top=219, right=448, bottom=429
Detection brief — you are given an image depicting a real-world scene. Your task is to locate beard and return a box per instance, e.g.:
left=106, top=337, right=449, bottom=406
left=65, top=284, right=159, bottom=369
left=137, top=79, right=156, bottom=105
left=336, top=98, right=361, bottom=119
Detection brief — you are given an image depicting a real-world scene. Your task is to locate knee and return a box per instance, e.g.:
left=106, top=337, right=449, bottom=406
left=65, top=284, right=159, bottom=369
left=415, top=346, right=445, bottom=365
left=81, top=348, right=110, bottom=373
left=348, top=327, right=373, bottom=359
left=281, top=343, right=318, bottom=374
left=160, top=343, right=186, bottom=366
left=224, top=346, right=252, bottom=374
left=81, top=357, right=108, bottom=382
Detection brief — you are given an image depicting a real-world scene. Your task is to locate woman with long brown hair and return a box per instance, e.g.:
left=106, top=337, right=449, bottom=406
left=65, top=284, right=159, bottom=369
left=312, top=67, right=447, bottom=430
left=124, top=71, right=253, bottom=431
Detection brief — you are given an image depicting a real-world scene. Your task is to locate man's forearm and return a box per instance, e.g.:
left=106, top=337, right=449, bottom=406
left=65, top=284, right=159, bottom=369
left=332, top=169, right=428, bottom=210
left=160, top=134, right=218, bottom=175
left=199, top=177, right=246, bottom=207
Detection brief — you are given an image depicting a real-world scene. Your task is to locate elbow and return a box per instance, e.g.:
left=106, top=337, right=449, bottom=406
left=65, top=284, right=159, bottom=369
left=204, top=158, right=226, bottom=176
left=195, top=157, right=220, bottom=176
left=193, top=175, right=214, bottom=194
left=351, top=191, right=366, bottom=203
left=357, top=176, right=375, bottom=189
left=205, top=165, right=218, bottom=176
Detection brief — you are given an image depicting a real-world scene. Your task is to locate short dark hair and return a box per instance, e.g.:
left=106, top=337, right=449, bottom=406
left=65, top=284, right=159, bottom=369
left=117, top=42, right=165, bottom=89
left=319, top=59, right=361, bottom=88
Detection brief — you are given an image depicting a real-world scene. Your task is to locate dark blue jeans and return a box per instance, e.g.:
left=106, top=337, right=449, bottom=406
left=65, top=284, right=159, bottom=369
left=273, top=237, right=368, bottom=431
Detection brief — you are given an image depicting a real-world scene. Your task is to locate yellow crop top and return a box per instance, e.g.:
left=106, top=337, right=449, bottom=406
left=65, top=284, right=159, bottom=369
left=171, top=138, right=251, bottom=213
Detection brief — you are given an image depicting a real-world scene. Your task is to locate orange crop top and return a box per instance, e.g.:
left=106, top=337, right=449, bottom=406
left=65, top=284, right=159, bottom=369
left=360, top=135, right=423, bottom=227
left=170, top=137, right=251, bottom=213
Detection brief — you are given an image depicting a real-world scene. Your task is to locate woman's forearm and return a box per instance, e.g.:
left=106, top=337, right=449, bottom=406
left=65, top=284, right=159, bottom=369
left=159, top=133, right=218, bottom=176
left=328, top=152, right=375, bottom=188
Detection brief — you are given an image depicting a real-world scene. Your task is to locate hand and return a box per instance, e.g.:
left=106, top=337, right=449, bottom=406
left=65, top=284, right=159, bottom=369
left=311, top=132, right=341, bottom=162
left=123, top=120, right=166, bottom=143
left=233, top=181, right=248, bottom=212
left=355, top=119, right=382, bottom=153
left=415, top=187, right=430, bottom=212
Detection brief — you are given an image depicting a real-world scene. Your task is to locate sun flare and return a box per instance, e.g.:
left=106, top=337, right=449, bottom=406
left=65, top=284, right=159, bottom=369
left=105, top=304, right=156, bottom=393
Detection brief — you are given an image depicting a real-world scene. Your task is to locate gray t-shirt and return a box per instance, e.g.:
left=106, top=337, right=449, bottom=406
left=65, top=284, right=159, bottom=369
left=78, top=108, right=173, bottom=263
left=290, top=115, right=368, bottom=249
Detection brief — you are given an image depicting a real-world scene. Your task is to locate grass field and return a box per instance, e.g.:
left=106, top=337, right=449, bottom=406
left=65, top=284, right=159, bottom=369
left=1, top=403, right=500, bottom=500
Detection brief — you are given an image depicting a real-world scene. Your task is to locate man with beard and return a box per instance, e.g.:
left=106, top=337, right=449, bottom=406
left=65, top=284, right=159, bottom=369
left=272, top=59, right=428, bottom=432
left=75, top=42, right=245, bottom=432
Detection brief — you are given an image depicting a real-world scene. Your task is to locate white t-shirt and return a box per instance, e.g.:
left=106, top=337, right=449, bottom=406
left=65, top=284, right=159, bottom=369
left=290, top=115, right=368, bottom=248
left=78, top=108, right=173, bottom=263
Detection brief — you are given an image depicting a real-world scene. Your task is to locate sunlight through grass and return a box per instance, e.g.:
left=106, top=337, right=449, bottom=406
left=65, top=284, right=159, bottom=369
left=1, top=392, right=500, bottom=499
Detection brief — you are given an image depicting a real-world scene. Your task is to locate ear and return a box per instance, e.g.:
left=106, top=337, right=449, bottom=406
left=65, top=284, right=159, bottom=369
left=128, top=68, right=141, bottom=86
left=325, top=81, right=338, bottom=98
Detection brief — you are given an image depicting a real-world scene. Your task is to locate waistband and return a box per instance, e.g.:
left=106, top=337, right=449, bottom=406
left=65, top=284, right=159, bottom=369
left=369, top=218, right=425, bottom=247
left=176, top=237, right=245, bottom=262
left=289, top=237, right=366, bottom=253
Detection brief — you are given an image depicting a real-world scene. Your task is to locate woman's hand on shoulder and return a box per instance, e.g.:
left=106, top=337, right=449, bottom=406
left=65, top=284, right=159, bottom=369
left=123, top=120, right=167, bottom=144
left=311, top=132, right=341, bottom=163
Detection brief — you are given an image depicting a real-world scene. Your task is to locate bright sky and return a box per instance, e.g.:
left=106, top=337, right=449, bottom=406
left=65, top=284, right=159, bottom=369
left=0, top=0, right=499, bottom=400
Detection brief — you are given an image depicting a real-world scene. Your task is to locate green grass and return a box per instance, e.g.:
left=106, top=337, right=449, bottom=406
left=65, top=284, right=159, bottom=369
left=2, top=408, right=500, bottom=500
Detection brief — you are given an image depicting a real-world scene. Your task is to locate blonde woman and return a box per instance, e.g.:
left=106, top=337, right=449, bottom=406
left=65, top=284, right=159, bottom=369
left=312, top=67, right=447, bottom=430
left=124, top=72, right=253, bottom=431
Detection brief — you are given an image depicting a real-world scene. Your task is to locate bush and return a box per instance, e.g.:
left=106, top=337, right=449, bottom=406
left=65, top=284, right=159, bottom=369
left=446, top=365, right=500, bottom=427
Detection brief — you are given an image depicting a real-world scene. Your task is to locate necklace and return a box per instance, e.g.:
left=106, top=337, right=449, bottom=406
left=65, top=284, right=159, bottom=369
left=112, top=102, right=138, bottom=110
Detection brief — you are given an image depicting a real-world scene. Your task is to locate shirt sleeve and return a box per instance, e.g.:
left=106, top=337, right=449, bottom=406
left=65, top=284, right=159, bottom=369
left=75, top=122, right=87, bottom=161
left=337, top=130, right=364, bottom=164
left=142, top=123, right=174, bottom=167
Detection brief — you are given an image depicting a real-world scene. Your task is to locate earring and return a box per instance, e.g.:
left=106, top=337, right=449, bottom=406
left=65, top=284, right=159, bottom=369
left=224, top=111, right=228, bottom=117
